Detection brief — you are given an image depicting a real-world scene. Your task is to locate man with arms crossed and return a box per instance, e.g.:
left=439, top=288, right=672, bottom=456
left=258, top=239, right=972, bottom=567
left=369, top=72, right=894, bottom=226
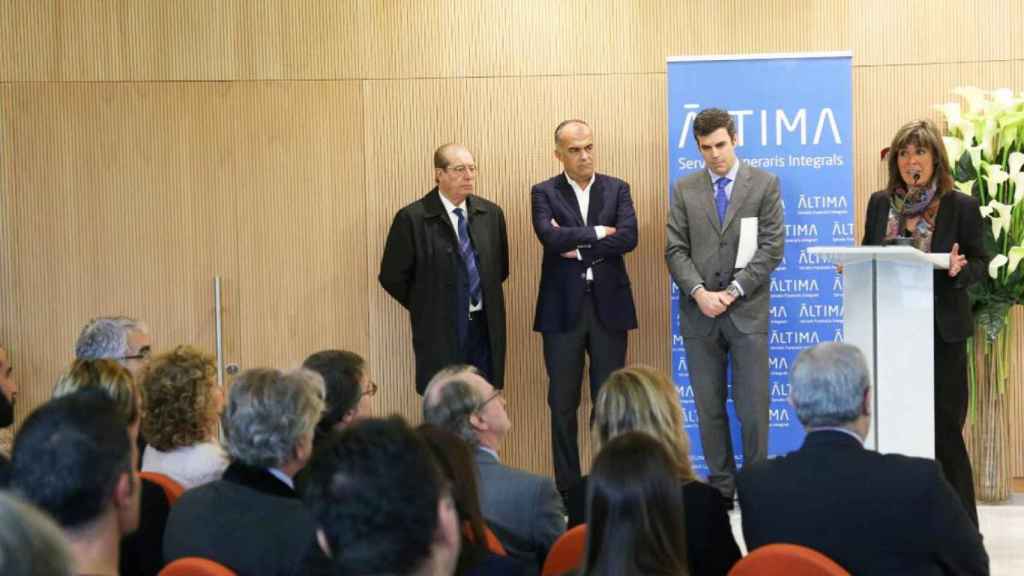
left=531, top=119, right=638, bottom=497
left=666, top=108, right=784, bottom=507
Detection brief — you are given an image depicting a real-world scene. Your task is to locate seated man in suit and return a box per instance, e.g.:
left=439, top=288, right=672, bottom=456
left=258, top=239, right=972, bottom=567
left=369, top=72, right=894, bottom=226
left=737, top=343, right=988, bottom=575
left=164, top=368, right=325, bottom=575
left=303, top=417, right=461, bottom=576
left=423, top=365, right=565, bottom=571
left=11, top=389, right=141, bottom=576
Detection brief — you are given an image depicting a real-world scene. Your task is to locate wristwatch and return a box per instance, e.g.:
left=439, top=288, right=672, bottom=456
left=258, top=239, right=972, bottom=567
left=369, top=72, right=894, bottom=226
left=726, top=284, right=741, bottom=299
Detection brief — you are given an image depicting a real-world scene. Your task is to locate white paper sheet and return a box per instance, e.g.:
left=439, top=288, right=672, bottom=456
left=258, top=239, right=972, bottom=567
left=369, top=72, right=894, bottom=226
left=735, top=217, right=758, bottom=268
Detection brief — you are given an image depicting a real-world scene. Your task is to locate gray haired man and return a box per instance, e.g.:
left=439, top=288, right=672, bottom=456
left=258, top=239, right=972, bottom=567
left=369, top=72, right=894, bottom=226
left=423, top=365, right=564, bottom=571
left=74, top=316, right=152, bottom=377
left=737, top=343, right=988, bottom=575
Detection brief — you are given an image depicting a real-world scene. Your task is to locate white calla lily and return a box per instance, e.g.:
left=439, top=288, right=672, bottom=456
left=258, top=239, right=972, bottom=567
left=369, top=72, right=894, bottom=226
left=982, top=117, right=1000, bottom=160
left=943, top=136, right=964, bottom=165
left=954, top=86, right=987, bottom=115
left=935, top=102, right=962, bottom=128
left=1013, top=173, right=1024, bottom=204
left=1009, top=246, right=1024, bottom=275
left=967, top=145, right=983, bottom=171
left=1009, top=151, right=1024, bottom=176
left=991, top=88, right=1017, bottom=111
left=955, top=179, right=976, bottom=196
left=981, top=199, right=1013, bottom=239
left=989, top=254, right=1008, bottom=279
left=986, top=164, right=1010, bottom=193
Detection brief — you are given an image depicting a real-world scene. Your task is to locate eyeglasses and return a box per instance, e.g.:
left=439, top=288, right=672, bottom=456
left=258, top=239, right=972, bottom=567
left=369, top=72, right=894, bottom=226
left=119, top=347, right=152, bottom=362
left=476, top=389, right=502, bottom=412
left=361, top=380, right=379, bottom=398
left=447, top=164, right=478, bottom=176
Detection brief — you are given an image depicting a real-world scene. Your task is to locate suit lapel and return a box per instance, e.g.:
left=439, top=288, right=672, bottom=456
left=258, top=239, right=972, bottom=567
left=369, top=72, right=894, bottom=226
left=722, top=163, right=749, bottom=232
left=556, top=176, right=586, bottom=225
left=586, top=175, right=604, bottom=226
left=468, top=196, right=490, bottom=266
left=697, top=171, right=722, bottom=234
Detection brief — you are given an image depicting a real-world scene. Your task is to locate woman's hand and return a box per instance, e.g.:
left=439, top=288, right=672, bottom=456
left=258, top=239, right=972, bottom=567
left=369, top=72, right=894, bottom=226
left=948, top=243, right=967, bottom=277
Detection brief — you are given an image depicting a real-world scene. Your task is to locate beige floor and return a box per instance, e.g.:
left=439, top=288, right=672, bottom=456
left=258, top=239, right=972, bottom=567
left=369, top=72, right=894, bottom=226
left=730, top=494, right=1024, bottom=575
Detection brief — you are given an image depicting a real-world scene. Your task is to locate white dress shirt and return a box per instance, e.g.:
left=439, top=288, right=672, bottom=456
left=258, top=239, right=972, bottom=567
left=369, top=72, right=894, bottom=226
left=565, top=173, right=608, bottom=282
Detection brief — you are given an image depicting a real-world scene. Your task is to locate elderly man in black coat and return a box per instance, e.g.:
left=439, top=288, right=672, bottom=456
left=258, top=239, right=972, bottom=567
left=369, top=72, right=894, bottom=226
left=379, top=143, right=509, bottom=395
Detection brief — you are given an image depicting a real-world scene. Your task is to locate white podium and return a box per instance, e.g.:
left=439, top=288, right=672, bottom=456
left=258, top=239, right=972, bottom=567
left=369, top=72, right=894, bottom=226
left=807, top=246, right=947, bottom=458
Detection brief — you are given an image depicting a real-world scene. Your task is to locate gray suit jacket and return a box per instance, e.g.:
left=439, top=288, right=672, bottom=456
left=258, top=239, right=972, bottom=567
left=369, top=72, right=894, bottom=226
left=474, top=449, right=565, bottom=571
left=666, top=162, right=784, bottom=336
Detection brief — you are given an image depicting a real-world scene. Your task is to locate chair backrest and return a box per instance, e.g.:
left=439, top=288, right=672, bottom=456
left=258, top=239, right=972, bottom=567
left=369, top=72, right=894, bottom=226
left=139, top=471, right=185, bottom=505
left=541, top=524, right=587, bottom=576
left=728, top=543, right=850, bottom=576
left=462, top=521, right=508, bottom=556
left=159, top=557, right=237, bottom=576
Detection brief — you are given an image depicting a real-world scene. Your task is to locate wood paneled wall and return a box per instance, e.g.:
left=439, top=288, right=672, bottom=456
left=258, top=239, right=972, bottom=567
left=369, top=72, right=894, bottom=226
left=1, top=0, right=1022, bottom=479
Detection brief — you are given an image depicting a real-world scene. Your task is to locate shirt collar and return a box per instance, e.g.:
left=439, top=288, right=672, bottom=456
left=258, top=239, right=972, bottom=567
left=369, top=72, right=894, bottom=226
left=438, top=190, right=467, bottom=215
left=707, top=158, right=740, bottom=184
left=564, top=172, right=595, bottom=195
left=267, top=467, right=295, bottom=489
left=477, top=445, right=500, bottom=462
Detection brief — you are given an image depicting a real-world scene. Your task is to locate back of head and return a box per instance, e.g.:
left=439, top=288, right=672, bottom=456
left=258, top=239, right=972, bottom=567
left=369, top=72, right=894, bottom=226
left=302, top=349, right=365, bottom=438
left=0, top=492, right=74, bottom=576
left=789, top=343, right=870, bottom=429
left=74, top=316, right=141, bottom=359
left=11, top=389, right=132, bottom=530
left=417, top=423, right=487, bottom=571
left=583, top=432, right=689, bottom=576
left=304, top=417, right=451, bottom=575
left=422, top=365, right=485, bottom=448
left=53, top=358, right=140, bottom=427
left=141, top=346, right=219, bottom=451
left=593, top=365, right=695, bottom=481
left=221, top=368, right=325, bottom=469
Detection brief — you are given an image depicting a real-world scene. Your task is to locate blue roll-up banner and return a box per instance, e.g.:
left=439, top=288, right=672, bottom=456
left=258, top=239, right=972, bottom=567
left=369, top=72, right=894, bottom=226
left=667, top=53, right=853, bottom=477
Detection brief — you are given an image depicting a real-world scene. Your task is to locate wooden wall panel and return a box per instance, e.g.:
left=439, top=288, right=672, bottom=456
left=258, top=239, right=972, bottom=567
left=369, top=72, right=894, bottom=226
left=232, top=81, right=369, bottom=373
left=851, top=0, right=1024, bottom=67
left=0, top=83, right=242, bottom=423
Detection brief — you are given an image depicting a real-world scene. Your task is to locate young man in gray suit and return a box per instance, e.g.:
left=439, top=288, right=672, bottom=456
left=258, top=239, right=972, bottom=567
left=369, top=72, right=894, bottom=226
left=666, top=108, right=784, bottom=507
left=423, top=365, right=565, bottom=571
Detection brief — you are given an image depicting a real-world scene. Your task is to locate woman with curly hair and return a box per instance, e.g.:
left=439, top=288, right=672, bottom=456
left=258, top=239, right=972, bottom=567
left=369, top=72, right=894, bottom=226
left=140, top=346, right=228, bottom=490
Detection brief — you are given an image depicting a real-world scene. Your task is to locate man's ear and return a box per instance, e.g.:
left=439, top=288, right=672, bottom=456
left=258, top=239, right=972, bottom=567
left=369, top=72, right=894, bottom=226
left=341, top=409, right=357, bottom=426
left=113, top=471, right=134, bottom=507
left=468, top=412, right=486, bottom=432
left=862, top=387, right=873, bottom=418
left=435, top=495, right=460, bottom=550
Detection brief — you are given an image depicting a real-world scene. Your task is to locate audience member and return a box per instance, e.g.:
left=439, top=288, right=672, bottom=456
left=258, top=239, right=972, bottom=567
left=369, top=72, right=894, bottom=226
left=0, top=345, right=17, bottom=484
left=164, top=367, right=325, bottom=575
left=423, top=365, right=565, bottom=571
left=11, top=389, right=141, bottom=576
left=304, top=417, right=461, bottom=576
left=0, top=491, right=74, bottom=576
left=51, top=358, right=166, bottom=576
left=581, top=432, right=690, bottom=576
left=417, top=424, right=527, bottom=575
left=569, top=365, right=739, bottom=575
left=74, top=316, right=153, bottom=377
left=737, top=342, right=988, bottom=574
left=140, top=346, right=228, bottom=489
left=302, top=349, right=376, bottom=448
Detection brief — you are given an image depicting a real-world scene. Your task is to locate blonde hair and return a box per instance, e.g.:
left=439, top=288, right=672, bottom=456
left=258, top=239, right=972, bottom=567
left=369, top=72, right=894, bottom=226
left=53, top=359, right=140, bottom=426
left=593, top=365, right=696, bottom=481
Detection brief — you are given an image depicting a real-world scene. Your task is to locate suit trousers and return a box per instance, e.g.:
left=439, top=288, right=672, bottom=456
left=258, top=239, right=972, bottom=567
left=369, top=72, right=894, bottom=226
left=466, top=310, right=494, bottom=386
left=684, top=315, right=769, bottom=499
left=934, top=334, right=979, bottom=526
left=544, top=291, right=627, bottom=491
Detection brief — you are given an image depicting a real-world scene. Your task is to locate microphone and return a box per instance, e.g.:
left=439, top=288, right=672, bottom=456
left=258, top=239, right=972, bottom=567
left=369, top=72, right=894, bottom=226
left=911, top=170, right=921, bottom=185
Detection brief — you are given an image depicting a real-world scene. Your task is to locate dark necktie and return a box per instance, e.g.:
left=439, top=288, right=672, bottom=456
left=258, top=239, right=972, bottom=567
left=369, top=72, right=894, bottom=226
left=453, top=208, right=481, bottom=307
left=715, top=176, right=731, bottom=225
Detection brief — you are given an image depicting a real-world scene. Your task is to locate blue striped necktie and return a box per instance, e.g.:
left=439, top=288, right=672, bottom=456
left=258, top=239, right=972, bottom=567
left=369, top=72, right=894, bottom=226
left=453, top=208, right=481, bottom=306
left=715, top=176, right=731, bottom=225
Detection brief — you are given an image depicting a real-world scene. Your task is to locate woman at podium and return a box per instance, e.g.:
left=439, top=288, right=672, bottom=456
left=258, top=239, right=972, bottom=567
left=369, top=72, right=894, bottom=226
left=861, top=119, right=987, bottom=525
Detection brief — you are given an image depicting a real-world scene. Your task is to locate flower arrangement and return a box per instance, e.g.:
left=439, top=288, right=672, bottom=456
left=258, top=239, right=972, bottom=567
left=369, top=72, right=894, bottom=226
left=935, top=86, right=1023, bottom=500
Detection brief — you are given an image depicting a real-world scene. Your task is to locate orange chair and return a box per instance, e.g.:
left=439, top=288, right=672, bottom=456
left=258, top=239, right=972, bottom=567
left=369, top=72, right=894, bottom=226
left=728, top=543, right=850, bottom=576
left=541, top=524, right=587, bottom=576
left=463, top=522, right=508, bottom=556
left=139, top=472, right=185, bottom=505
left=159, top=557, right=237, bottom=576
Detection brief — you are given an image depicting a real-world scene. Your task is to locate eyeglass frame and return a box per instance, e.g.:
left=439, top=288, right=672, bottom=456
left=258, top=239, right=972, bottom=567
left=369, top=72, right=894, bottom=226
left=446, top=164, right=479, bottom=176
left=361, top=380, right=379, bottom=398
left=475, top=389, right=502, bottom=412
